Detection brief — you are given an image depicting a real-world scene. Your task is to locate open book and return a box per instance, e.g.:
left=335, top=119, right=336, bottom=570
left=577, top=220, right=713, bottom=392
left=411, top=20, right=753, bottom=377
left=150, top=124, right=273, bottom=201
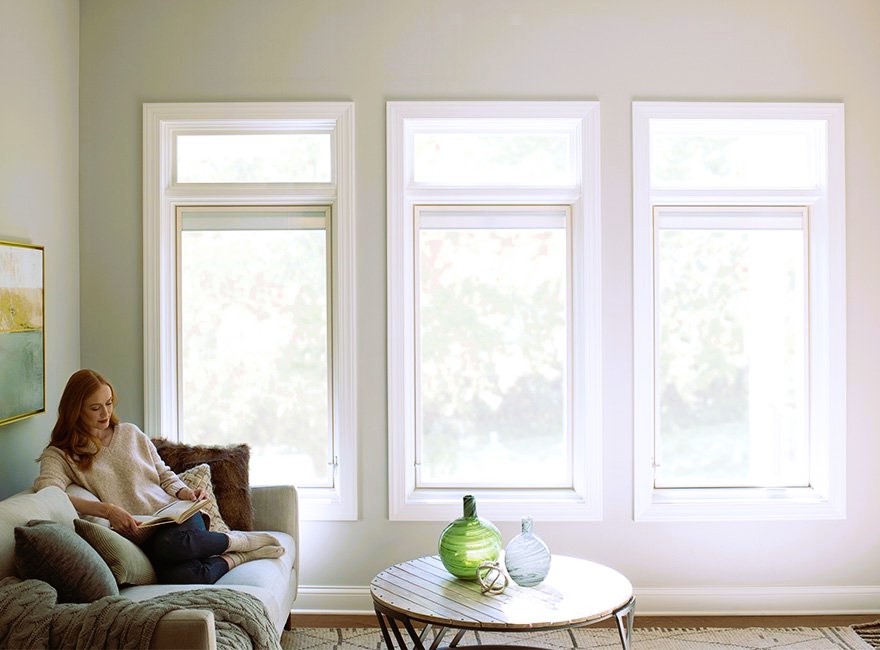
left=132, top=498, right=208, bottom=529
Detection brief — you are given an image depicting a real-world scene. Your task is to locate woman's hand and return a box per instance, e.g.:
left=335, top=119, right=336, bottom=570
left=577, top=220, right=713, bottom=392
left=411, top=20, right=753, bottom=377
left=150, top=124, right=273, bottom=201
left=176, top=487, right=207, bottom=502
left=105, top=503, right=139, bottom=537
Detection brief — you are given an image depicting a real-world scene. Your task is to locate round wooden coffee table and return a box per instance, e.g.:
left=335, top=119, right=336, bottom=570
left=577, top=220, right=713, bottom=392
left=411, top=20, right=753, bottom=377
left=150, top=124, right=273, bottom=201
left=370, top=554, right=635, bottom=649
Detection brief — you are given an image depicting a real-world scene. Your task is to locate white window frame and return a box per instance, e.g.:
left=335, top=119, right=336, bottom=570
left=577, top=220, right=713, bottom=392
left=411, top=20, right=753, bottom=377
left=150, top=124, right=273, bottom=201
left=143, top=102, right=357, bottom=520
left=387, top=101, right=602, bottom=522
left=632, top=101, right=846, bottom=521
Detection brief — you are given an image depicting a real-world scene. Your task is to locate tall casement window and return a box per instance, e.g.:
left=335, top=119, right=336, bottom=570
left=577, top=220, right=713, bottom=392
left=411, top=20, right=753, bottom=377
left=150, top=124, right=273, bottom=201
left=143, top=103, right=356, bottom=520
left=632, top=102, right=846, bottom=521
left=387, top=101, right=602, bottom=521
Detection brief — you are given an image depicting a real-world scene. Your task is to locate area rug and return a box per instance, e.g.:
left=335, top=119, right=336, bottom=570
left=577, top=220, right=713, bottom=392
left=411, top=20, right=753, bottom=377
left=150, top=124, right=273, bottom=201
left=854, top=621, right=880, bottom=648
left=282, top=626, right=873, bottom=649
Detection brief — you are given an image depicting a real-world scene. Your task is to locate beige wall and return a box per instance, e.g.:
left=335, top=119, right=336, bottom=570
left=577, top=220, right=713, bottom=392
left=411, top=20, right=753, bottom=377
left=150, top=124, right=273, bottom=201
left=77, top=0, right=880, bottom=613
left=0, top=0, right=79, bottom=499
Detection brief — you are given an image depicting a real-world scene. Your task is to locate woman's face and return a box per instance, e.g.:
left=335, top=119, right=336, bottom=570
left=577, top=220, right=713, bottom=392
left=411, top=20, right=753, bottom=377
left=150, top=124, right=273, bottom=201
left=81, top=384, right=113, bottom=433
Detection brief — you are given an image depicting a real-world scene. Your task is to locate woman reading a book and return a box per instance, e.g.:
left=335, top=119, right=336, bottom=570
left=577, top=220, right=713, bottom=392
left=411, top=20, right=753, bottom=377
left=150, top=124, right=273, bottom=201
left=34, top=368, right=284, bottom=584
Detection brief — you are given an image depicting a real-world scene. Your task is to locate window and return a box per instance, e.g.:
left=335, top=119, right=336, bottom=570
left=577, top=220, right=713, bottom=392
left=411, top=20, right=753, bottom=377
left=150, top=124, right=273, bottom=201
left=387, top=101, right=602, bottom=521
left=143, top=102, right=356, bottom=520
left=632, top=102, right=846, bottom=520
left=178, top=207, right=332, bottom=487
left=416, top=205, right=570, bottom=489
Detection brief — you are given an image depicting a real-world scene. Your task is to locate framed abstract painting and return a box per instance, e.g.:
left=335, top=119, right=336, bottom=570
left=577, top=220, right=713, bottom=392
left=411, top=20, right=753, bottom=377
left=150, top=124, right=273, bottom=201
left=0, top=241, right=45, bottom=426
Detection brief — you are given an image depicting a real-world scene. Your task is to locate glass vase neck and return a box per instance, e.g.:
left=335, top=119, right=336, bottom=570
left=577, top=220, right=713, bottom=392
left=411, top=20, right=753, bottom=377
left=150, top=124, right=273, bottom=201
left=521, top=516, right=533, bottom=534
left=463, top=494, right=477, bottom=518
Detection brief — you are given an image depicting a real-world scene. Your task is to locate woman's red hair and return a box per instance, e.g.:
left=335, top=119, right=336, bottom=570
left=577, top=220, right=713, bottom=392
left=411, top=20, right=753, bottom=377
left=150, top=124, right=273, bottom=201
left=48, top=369, right=119, bottom=470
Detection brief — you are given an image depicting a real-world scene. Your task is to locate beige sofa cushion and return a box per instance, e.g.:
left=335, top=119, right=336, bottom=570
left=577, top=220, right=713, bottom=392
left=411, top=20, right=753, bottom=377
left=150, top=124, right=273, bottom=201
left=0, top=486, right=77, bottom=579
left=122, top=530, right=295, bottom=633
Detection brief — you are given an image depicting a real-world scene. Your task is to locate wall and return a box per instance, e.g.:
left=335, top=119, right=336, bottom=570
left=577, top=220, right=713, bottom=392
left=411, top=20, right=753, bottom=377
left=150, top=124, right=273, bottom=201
left=78, top=0, right=880, bottom=613
left=0, top=0, right=80, bottom=499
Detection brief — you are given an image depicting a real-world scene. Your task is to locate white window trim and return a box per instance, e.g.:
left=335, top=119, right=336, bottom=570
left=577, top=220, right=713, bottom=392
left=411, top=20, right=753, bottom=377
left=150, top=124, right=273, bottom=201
left=143, top=102, right=357, bottom=520
left=632, top=101, right=846, bottom=521
left=387, top=101, right=602, bottom=522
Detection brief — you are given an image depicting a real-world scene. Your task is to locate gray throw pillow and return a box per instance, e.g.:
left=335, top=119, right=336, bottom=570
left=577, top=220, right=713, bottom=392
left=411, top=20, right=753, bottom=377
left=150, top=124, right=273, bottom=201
left=14, top=519, right=119, bottom=603
left=74, top=518, right=158, bottom=586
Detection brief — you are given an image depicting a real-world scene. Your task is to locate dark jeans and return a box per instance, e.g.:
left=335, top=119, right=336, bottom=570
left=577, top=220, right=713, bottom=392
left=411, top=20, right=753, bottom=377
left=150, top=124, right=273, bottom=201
left=143, top=513, right=231, bottom=584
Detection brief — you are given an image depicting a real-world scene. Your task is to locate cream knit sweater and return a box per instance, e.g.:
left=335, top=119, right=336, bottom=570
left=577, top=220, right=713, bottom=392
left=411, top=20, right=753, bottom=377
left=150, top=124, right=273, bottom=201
left=33, top=423, right=188, bottom=516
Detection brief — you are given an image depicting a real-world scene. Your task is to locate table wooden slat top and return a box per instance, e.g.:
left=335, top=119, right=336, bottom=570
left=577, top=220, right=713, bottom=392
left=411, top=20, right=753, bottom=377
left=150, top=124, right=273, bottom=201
left=370, top=554, right=633, bottom=632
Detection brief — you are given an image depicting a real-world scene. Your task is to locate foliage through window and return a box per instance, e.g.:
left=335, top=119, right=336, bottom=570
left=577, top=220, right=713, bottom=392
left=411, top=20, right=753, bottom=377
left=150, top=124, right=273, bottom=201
left=178, top=208, right=332, bottom=487
left=416, top=207, right=570, bottom=488
left=654, top=208, right=807, bottom=489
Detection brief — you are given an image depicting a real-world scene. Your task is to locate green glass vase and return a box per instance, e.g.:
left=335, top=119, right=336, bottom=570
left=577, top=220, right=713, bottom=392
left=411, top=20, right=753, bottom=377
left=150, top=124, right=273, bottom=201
left=438, top=495, right=503, bottom=580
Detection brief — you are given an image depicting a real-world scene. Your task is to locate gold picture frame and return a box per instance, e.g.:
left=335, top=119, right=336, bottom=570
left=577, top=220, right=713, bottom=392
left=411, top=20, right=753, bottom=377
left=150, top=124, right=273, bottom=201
left=0, top=241, right=45, bottom=426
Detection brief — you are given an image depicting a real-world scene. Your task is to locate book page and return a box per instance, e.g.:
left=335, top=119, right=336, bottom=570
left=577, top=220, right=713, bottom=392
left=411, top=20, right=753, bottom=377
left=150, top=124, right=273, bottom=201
left=132, top=498, right=207, bottom=528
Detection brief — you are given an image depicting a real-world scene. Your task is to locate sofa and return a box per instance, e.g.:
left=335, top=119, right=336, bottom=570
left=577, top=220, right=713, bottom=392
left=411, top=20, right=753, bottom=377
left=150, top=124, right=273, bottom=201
left=0, top=483, right=299, bottom=649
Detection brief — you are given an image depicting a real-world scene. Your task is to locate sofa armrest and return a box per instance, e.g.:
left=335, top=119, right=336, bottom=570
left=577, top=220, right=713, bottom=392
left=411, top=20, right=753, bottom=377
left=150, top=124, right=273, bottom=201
left=250, top=485, right=299, bottom=575
left=150, top=609, right=216, bottom=650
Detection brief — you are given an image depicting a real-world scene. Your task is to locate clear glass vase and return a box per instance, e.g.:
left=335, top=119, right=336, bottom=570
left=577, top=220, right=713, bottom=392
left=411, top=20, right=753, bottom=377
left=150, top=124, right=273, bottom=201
left=504, top=515, right=551, bottom=587
left=438, top=495, right=503, bottom=580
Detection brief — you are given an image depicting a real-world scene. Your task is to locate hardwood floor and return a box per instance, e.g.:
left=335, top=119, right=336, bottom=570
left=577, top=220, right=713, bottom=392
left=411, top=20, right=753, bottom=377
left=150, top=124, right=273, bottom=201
left=291, top=613, right=879, bottom=629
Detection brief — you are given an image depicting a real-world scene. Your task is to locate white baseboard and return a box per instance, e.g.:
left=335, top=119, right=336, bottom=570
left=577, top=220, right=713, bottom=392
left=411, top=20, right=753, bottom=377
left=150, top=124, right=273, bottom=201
left=292, top=584, right=880, bottom=617
left=293, top=586, right=373, bottom=615
left=634, top=585, right=880, bottom=616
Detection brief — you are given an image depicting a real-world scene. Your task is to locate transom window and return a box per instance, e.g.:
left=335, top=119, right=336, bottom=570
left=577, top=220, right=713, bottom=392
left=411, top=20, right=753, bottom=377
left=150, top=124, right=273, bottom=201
left=387, top=101, right=602, bottom=521
left=175, top=133, right=332, bottom=183
left=412, top=129, right=575, bottom=186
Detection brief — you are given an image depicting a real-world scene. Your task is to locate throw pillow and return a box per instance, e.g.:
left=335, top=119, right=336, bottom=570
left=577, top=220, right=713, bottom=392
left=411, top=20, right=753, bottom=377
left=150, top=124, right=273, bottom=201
left=152, top=439, right=253, bottom=531
left=14, top=519, right=119, bottom=603
left=0, top=486, right=78, bottom=580
left=177, top=463, right=231, bottom=533
left=73, top=518, right=158, bottom=586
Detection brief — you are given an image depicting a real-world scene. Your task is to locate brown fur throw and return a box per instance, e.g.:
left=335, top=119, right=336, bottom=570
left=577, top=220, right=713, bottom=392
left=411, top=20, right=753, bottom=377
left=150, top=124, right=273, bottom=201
left=151, top=439, right=254, bottom=531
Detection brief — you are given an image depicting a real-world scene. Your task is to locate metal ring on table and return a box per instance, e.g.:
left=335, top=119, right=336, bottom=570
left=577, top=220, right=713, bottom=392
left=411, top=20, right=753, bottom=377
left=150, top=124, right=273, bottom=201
left=476, top=561, right=509, bottom=595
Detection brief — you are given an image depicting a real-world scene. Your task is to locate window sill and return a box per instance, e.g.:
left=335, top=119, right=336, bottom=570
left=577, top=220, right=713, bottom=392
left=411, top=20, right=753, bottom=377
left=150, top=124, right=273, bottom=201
left=634, top=486, right=845, bottom=522
left=390, top=487, right=602, bottom=522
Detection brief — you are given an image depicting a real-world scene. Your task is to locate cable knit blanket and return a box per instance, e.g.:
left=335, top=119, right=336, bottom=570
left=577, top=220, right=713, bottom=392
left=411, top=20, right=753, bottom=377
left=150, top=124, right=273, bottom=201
left=0, top=576, right=280, bottom=650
